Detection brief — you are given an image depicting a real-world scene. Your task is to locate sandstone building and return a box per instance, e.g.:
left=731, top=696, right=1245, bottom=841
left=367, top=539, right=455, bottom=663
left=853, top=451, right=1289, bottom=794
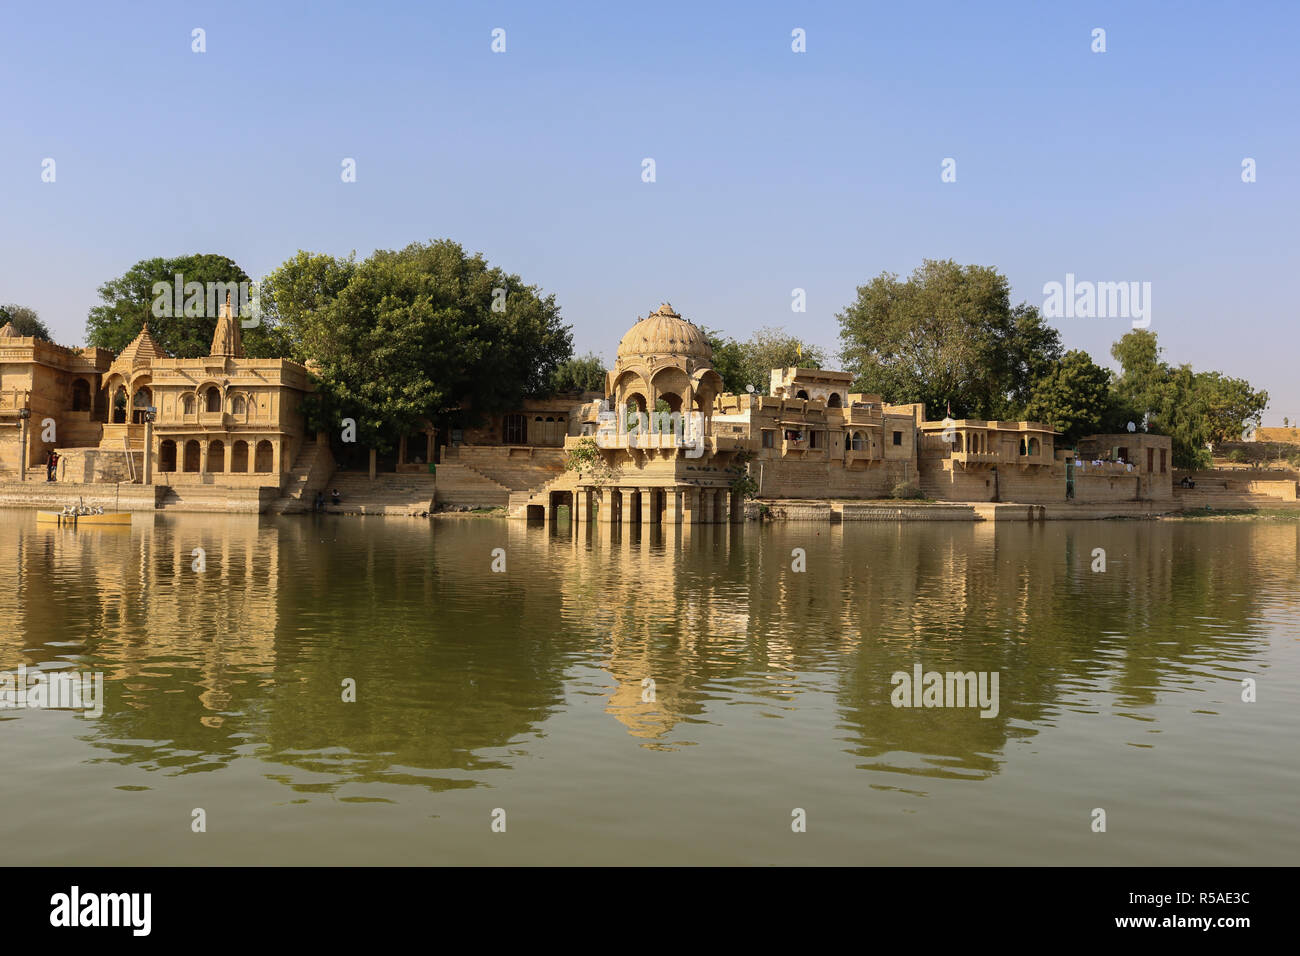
left=0, top=303, right=1191, bottom=517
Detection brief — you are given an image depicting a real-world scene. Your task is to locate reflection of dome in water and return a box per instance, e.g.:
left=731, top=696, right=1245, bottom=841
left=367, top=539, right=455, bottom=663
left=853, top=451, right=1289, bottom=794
left=616, top=303, right=712, bottom=363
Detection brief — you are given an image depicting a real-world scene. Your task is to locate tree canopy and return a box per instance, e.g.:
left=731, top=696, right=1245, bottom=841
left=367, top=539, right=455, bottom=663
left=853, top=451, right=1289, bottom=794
left=0, top=304, right=53, bottom=341
left=549, top=353, right=607, bottom=395
left=702, top=326, right=827, bottom=395
left=1022, top=349, right=1123, bottom=443
left=1110, top=330, right=1267, bottom=467
left=261, top=239, right=572, bottom=453
left=85, top=254, right=287, bottom=358
left=837, top=259, right=1062, bottom=419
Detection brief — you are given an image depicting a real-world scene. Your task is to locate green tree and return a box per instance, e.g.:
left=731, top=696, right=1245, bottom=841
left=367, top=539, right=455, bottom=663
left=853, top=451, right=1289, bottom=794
left=1022, top=349, right=1117, bottom=444
left=1195, top=370, right=1268, bottom=450
left=737, top=326, right=827, bottom=391
left=549, top=353, right=607, bottom=394
left=85, top=254, right=287, bottom=358
left=264, top=239, right=572, bottom=453
left=0, top=304, right=53, bottom=341
left=1110, top=330, right=1216, bottom=468
left=701, top=327, right=747, bottom=395
left=837, top=259, right=1060, bottom=419
left=700, top=326, right=825, bottom=395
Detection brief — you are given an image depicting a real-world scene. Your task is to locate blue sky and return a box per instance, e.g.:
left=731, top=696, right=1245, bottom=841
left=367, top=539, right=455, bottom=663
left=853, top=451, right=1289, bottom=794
left=3, top=0, right=1296, bottom=422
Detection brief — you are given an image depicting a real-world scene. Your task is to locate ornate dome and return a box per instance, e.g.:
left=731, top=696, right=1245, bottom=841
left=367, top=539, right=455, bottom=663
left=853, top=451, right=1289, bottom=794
left=0, top=321, right=20, bottom=338
left=616, top=303, right=712, bottom=363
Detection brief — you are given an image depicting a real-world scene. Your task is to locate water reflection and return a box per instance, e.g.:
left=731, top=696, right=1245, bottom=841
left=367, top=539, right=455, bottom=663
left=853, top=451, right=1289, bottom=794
left=0, top=511, right=1296, bottom=796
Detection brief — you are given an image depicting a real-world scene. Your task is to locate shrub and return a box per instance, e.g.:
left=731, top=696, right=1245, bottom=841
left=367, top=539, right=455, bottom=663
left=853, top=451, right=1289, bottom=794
left=891, top=481, right=923, bottom=500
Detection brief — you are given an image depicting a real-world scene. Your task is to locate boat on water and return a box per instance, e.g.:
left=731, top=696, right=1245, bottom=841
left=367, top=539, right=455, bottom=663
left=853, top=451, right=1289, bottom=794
left=36, top=499, right=132, bottom=527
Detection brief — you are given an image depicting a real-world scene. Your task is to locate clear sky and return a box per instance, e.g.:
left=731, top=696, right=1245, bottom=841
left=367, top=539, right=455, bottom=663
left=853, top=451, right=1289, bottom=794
left=3, top=0, right=1296, bottom=422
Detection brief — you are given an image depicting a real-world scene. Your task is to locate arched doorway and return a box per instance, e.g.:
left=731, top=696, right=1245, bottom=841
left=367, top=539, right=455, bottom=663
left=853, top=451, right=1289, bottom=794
left=827, top=393, right=842, bottom=408
left=183, top=440, right=201, bottom=472
left=254, top=440, right=274, bottom=473
left=112, top=386, right=128, bottom=423
left=205, top=387, right=222, bottom=413
left=159, top=440, right=177, bottom=472
left=208, top=440, right=225, bottom=473
left=231, top=440, right=249, bottom=473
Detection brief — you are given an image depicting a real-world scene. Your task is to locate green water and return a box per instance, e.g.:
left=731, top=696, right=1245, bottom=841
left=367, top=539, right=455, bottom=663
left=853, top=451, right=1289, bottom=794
left=0, top=510, right=1296, bottom=865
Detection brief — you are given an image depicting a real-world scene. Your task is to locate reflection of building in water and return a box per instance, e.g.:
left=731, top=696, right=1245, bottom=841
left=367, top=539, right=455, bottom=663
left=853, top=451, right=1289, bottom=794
left=0, top=513, right=280, bottom=725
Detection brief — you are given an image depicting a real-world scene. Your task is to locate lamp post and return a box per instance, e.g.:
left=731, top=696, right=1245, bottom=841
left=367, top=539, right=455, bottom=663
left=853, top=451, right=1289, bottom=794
left=142, top=407, right=156, bottom=485
left=18, top=408, right=30, bottom=481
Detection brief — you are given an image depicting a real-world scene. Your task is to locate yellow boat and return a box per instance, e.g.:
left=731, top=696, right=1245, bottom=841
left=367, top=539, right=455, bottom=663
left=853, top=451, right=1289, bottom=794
left=36, top=511, right=132, bottom=526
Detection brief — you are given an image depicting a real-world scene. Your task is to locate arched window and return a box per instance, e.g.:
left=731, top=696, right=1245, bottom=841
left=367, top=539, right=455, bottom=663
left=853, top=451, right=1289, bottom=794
left=796, top=389, right=809, bottom=400
left=182, top=394, right=195, bottom=415
left=1028, top=437, right=1040, bottom=456
left=827, top=393, right=842, bottom=408
left=1019, top=438, right=1028, bottom=456
left=954, top=432, right=964, bottom=452
left=231, top=395, right=246, bottom=415
left=851, top=431, right=866, bottom=451
left=205, top=387, right=221, bottom=413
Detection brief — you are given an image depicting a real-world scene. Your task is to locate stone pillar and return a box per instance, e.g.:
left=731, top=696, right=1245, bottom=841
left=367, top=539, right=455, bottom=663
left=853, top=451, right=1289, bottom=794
left=642, top=487, right=655, bottom=525
left=542, top=494, right=552, bottom=525
left=143, top=420, right=154, bottom=485
left=272, top=441, right=282, bottom=477
left=399, top=434, right=408, bottom=467
left=716, top=488, right=730, bottom=524
left=18, top=416, right=27, bottom=481
left=665, top=487, right=680, bottom=525
left=200, top=443, right=209, bottom=474
left=619, top=488, right=633, bottom=525
left=426, top=431, right=435, bottom=464
left=683, top=487, right=700, bottom=526
left=598, top=487, right=614, bottom=542
left=731, top=488, right=744, bottom=523
left=369, top=447, right=377, bottom=481
left=225, top=438, right=233, bottom=474
left=575, top=487, right=589, bottom=525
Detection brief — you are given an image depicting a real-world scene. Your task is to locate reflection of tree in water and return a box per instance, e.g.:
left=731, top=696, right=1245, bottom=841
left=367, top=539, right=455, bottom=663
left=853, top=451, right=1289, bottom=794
left=258, top=518, right=569, bottom=792
left=829, top=522, right=1287, bottom=781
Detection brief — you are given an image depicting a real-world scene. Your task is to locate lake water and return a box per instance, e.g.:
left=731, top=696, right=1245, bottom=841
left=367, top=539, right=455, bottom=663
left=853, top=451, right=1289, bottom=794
left=1, top=510, right=1296, bottom=865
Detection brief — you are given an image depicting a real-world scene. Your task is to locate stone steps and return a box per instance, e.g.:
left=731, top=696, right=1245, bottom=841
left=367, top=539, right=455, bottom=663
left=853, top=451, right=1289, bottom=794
left=446, top=447, right=566, bottom=491
left=433, top=464, right=510, bottom=508
left=326, top=473, right=439, bottom=515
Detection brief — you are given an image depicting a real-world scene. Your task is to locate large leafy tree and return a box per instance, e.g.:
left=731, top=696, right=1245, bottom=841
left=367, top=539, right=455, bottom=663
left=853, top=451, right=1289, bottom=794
left=702, top=326, right=827, bottom=395
left=262, top=239, right=572, bottom=452
left=85, top=254, right=287, bottom=358
left=1022, top=349, right=1122, bottom=444
left=0, top=303, right=53, bottom=341
left=837, top=259, right=1061, bottom=419
left=1195, top=370, right=1268, bottom=449
left=1108, top=329, right=1268, bottom=468
left=549, top=353, right=607, bottom=395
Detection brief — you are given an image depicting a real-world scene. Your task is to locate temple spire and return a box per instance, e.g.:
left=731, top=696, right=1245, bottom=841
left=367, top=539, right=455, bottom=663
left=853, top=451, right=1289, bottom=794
left=210, top=291, right=245, bottom=358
